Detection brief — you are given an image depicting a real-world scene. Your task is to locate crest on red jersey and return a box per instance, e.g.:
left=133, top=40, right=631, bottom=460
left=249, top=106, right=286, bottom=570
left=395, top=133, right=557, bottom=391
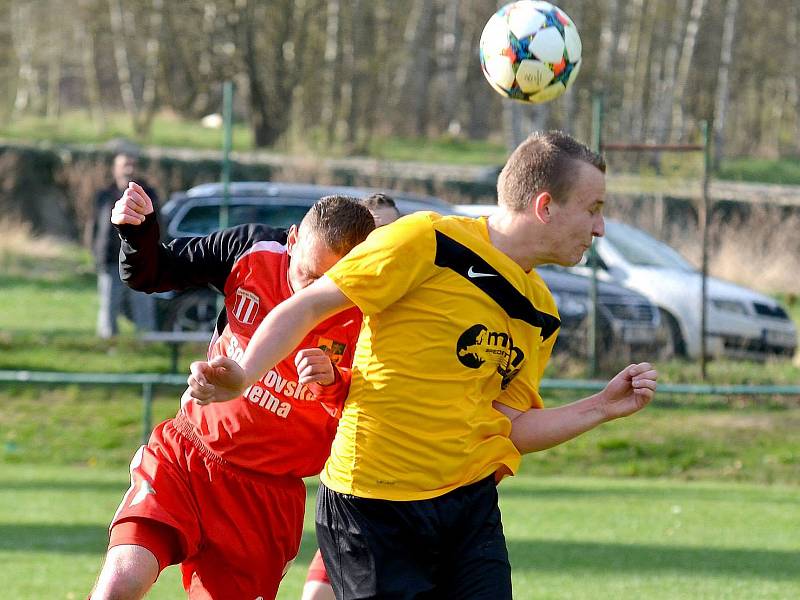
left=232, top=288, right=260, bottom=325
left=317, top=336, right=347, bottom=365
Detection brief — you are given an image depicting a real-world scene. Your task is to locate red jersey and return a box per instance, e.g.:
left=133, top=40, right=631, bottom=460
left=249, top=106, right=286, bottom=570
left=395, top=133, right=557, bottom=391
left=118, top=220, right=360, bottom=478
left=178, top=241, right=359, bottom=476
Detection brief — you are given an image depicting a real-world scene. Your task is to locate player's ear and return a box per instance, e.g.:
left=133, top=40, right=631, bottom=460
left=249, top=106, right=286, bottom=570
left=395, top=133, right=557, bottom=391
left=532, top=192, right=553, bottom=224
left=287, top=224, right=299, bottom=255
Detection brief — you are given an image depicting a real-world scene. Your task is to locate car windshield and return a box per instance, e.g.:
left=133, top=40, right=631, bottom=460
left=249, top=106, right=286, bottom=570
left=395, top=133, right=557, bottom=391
left=176, top=201, right=311, bottom=235
left=604, top=221, right=695, bottom=271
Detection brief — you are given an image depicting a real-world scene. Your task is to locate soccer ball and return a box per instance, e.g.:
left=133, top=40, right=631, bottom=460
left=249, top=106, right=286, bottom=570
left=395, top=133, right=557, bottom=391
left=479, top=1, right=582, bottom=104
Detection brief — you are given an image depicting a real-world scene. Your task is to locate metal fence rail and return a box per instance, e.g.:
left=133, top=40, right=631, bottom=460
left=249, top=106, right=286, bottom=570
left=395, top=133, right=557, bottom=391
left=2, top=370, right=799, bottom=444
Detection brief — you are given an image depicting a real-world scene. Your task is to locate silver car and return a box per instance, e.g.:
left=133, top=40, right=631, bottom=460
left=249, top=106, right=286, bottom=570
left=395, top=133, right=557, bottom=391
left=572, top=220, right=798, bottom=360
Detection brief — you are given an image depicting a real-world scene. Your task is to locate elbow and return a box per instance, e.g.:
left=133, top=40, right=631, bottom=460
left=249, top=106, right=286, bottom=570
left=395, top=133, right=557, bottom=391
left=120, top=267, right=156, bottom=292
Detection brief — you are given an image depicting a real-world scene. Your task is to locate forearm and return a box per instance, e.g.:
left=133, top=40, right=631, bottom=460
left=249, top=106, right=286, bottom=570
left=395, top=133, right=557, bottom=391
left=505, top=393, right=610, bottom=454
left=117, top=214, right=166, bottom=291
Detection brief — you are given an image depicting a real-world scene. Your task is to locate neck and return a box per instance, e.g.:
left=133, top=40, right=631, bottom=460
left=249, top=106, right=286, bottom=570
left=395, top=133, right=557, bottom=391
left=486, top=208, right=548, bottom=272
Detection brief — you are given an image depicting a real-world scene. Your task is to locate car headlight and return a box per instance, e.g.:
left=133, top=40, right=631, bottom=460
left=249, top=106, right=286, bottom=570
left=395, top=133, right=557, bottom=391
left=551, top=292, right=589, bottom=318
left=710, top=298, right=750, bottom=315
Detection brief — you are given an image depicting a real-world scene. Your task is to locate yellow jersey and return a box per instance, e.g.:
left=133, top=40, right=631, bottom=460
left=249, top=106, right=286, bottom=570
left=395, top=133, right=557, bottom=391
left=322, top=212, right=560, bottom=500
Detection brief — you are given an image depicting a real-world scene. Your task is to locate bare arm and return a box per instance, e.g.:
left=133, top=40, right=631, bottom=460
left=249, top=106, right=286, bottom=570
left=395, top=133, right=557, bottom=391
left=185, top=276, right=354, bottom=404
left=494, top=362, right=657, bottom=454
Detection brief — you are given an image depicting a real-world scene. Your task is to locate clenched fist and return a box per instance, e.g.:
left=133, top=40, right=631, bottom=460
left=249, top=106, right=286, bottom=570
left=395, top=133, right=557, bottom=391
left=111, top=182, right=154, bottom=226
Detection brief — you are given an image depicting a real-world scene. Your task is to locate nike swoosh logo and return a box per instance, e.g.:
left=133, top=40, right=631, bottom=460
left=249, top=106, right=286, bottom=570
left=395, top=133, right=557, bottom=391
left=467, top=266, right=497, bottom=278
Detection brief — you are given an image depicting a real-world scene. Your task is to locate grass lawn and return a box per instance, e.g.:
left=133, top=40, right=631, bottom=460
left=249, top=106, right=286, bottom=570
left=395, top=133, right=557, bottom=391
left=0, top=464, right=797, bottom=600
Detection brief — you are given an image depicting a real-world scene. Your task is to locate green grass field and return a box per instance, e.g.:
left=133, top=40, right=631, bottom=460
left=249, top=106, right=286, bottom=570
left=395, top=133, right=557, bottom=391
left=1, top=464, right=798, bottom=599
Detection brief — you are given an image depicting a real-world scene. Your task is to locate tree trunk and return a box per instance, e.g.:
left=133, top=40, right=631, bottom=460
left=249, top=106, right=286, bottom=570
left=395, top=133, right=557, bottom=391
left=346, top=0, right=371, bottom=151
left=713, top=0, right=739, bottom=170
left=321, top=0, right=341, bottom=143
left=77, top=0, right=106, bottom=130
left=189, top=2, right=216, bottom=116
left=239, top=0, right=295, bottom=147
left=670, top=0, right=707, bottom=141
left=649, top=0, right=689, bottom=144
left=595, top=0, right=620, bottom=111
left=504, top=103, right=549, bottom=152
left=618, top=0, right=645, bottom=140
left=161, top=3, right=201, bottom=115
left=786, top=1, right=799, bottom=153
left=391, top=0, right=437, bottom=135
left=362, top=0, right=391, bottom=143
left=108, top=0, right=162, bottom=135
left=629, top=0, right=658, bottom=142
left=45, top=42, right=61, bottom=121
left=439, top=0, right=463, bottom=133
left=138, top=0, right=163, bottom=133
left=411, top=1, right=437, bottom=136
left=108, top=0, right=141, bottom=132
left=11, top=2, right=39, bottom=115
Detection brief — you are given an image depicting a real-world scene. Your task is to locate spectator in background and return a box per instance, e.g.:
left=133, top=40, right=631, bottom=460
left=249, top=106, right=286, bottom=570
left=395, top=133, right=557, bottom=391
left=93, top=150, right=158, bottom=338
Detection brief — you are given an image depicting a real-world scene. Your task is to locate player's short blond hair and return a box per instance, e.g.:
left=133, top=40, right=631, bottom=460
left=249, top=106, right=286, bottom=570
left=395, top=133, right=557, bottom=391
left=497, top=131, right=605, bottom=211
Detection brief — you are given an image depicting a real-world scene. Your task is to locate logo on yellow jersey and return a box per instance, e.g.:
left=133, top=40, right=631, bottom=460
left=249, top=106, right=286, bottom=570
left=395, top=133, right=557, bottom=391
left=456, top=324, right=525, bottom=389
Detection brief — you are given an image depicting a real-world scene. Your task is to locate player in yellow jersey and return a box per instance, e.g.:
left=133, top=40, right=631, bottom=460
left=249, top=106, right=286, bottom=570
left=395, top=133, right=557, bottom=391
left=185, top=131, right=658, bottom=599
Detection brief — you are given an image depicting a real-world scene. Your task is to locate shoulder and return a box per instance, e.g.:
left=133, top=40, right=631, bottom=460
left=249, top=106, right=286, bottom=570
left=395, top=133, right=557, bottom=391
left=245, top=224, right=289, bottom=246
left=368, top=211, right=440, bottom=246
left=220, top=223, right=289, bottom=246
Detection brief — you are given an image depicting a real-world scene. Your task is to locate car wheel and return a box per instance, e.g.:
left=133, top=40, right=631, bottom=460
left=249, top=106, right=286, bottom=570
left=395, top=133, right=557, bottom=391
left=655, top=309, right=686, bottom=359
left=164, top=290, right=218, bottom=332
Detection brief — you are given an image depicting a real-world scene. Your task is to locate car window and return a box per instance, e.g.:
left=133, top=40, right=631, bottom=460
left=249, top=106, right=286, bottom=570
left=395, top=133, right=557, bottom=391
left=604, top=221, right=695, bottom=271
left=175, top=203, right=311, bottom=236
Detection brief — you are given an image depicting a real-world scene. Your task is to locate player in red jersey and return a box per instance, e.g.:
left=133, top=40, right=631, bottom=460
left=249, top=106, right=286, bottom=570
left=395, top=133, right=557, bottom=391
left=90, top=183, right=375, bottom=600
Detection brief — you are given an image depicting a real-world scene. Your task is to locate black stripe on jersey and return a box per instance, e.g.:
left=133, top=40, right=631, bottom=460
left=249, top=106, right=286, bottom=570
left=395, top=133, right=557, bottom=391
left=433, top=230, right=561, bottom=340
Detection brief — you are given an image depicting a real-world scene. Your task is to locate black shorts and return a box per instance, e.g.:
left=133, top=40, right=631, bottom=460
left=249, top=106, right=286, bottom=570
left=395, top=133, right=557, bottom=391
left=316, top=476, right=511, bottom=600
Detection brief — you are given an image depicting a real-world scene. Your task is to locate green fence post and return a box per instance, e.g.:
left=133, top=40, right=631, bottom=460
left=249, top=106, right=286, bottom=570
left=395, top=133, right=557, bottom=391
left=699, top=120, right=711, bottom=380
left=142, top=382, right=153, bottom=446
left=588, top=93, right=604, bottom=377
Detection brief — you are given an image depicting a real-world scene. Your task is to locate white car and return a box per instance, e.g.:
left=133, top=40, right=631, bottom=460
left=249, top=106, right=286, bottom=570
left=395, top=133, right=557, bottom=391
left=572, top=220, right=797, bottom=360
left=454, top=205, right=797, bottom=360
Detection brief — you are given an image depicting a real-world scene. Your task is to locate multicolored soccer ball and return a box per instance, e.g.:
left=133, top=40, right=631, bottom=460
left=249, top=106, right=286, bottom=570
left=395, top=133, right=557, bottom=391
left=479, top=1, right=582, bottom=104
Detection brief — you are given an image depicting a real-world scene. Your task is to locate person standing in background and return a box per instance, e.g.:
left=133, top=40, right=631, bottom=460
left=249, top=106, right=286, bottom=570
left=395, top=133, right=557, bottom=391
left=93, top=150, right=158, bottom=338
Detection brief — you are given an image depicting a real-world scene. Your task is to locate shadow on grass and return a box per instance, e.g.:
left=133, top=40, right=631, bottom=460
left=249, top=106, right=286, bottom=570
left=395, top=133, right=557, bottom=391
left=0, top=479, right=127, bottom=493
left=3, top=523, right=795, bottom=584
left=0, top=523, right=108, bottom=554
left=0, top=272, right=95, bottom=292
left=498, top=483, right=798, bottom=504
left=0, top=524, right=323, bottom=562
left=508, top=538, right=799, bottom=581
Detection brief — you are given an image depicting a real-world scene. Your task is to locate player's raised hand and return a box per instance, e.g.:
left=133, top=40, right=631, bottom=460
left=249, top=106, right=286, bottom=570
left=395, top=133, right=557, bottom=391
left=186, top=356, right=247, bottom=405
left=111, top=182, right=154, bottom=226
left=599, top=362, right=658, bottom=420
left=295, top=348, right=335, bottom=386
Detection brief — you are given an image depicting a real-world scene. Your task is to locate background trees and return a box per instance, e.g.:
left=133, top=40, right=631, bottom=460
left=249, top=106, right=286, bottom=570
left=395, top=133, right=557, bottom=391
left=2, top=0, right=798, bottom=162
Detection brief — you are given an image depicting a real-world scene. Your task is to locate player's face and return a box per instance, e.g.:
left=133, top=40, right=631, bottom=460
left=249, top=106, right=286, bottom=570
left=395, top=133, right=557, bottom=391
left=286, top=225, right=343, bottom=292
left=546, top=161, right=606, bottom=266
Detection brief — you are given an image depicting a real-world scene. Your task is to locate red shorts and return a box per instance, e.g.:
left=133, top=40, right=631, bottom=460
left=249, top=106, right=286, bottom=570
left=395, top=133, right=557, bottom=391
left=109, top=419, right=305, bottom=600
left=305, top=549, right=330, bottom=585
